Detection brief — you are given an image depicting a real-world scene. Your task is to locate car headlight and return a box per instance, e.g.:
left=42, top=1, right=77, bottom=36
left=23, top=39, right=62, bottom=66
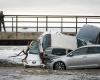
left=46, top=59, right=54, bottom=63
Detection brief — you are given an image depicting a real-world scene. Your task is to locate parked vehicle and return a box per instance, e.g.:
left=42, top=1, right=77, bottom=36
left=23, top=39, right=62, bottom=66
left=43, top=47, right=71, bottom=64
left=46, top=45, right=100, bottom=70
left=76, top=24, right=100, bottom=47
left=23, top=41, right=42, bottom=67
left=0, top=41, right=43, bottom=67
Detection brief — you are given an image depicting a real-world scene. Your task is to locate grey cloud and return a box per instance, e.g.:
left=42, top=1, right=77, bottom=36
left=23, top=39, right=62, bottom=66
left=0, top=0, right=100, bottom=15
left=0, top=0, right=100, bottom=8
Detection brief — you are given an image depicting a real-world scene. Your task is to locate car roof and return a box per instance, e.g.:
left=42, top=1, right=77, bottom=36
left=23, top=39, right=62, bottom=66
left=46, top=47, right=67, bottom=49
left=79, top=45, right=100, bottom=48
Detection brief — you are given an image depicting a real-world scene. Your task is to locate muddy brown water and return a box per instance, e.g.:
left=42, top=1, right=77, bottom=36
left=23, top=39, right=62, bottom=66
left=0, top=66, right=100, bottom=80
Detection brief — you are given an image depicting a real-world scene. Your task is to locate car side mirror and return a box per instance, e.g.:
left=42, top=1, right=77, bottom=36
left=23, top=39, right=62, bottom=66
left=67, top=53, right=73, bottom=57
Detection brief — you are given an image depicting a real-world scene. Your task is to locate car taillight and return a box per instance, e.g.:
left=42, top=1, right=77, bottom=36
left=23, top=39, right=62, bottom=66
left=39, top=52, right=44, bottom=63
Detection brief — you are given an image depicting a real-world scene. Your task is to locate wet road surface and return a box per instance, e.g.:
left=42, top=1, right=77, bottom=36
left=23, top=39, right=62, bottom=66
left=0, top=66, right=100, bottom=80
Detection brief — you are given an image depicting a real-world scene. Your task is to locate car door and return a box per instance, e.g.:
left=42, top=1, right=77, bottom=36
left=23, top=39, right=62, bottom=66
left=67, top=47, right=88, bottom=68
left=84, top=46, right=100, bottom=68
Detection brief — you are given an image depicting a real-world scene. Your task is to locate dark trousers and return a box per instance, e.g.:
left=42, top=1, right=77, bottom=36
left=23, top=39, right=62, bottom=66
left=0, top=21, right=6, bottom=32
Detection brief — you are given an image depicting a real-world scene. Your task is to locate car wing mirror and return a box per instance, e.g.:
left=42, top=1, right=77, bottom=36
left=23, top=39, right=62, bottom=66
left=67, top=53, right=73, bottom=57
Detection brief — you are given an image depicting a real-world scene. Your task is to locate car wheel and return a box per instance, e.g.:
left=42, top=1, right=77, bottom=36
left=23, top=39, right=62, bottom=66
left=53, top=61, right=66, bottom=70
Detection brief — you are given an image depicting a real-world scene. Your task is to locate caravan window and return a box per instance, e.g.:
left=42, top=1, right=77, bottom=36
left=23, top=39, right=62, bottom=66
left=29, top=41, right=39, bottom=54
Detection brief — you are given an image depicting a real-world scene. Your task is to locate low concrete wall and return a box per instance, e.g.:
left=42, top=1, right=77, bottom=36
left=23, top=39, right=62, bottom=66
left=0, top=32, right=42, bottom=40
left=0, top=32, right=75, bottom=40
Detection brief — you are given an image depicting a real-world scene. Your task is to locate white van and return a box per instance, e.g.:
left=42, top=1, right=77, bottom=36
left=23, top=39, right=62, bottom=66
left=37, top=32, right=77, bottom=62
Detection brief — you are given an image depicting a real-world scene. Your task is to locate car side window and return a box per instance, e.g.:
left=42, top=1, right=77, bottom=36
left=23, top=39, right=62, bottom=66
left=87, top=47, right=100, bottom=54
left=52, top=48, right=66, bottom=56
left=71, top=47, right=87, bottom=56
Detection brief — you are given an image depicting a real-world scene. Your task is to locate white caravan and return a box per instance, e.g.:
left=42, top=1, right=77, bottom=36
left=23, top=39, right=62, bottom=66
left=38, top=32, right=77, bottom=62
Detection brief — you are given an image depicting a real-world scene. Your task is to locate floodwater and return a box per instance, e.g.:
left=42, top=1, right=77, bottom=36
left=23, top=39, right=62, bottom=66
left=0, top=66, right=100, bottom=80
left=0, top=46, right=100, bottom=80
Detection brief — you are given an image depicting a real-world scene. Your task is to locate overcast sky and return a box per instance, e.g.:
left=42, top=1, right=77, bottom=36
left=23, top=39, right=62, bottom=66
left=0, top=0, right=100, bottom=15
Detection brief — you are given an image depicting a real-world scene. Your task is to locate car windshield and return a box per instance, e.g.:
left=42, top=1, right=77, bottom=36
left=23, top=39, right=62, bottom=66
left=42, top=34, right=51, bottom=50
left=29, top=41, right=39, bottom=54
left=77, top=39, right=87, bottom=47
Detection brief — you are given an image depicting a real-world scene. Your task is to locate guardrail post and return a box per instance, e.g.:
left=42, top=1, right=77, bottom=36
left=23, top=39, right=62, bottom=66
left=86, top=18, right=87, bottom=24
left=76, top=16, right=78, bottom=34
left=12, top=17, right=14, bottom=32
left=37, top=17, right=38, bottom=32
left=16, top=16, right=18, bottom=38
left=61, top=17, right=63, bottom=33
left=46, top=16, right=48, bottom=31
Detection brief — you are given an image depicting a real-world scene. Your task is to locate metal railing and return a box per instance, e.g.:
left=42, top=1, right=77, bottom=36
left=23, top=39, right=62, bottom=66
left=1, top=15, right=100, bottom=34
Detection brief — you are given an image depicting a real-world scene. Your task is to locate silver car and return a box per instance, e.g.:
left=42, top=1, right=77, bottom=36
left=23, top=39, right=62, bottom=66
left=44, top=47, right=69, bottom=64
left=47, top=45, right=100, bottom=70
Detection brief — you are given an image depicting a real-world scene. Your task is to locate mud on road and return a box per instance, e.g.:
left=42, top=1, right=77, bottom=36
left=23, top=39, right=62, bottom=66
left=0, top=66, right=100, bottom=80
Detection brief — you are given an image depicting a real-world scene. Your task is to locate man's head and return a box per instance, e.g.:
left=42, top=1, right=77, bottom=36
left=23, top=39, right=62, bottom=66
left=0, top=11, right=3, bottom=15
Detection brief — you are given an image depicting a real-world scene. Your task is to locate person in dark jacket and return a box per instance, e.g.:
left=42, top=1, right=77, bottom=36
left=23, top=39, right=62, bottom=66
left=0, top=11, right=6, bottom=32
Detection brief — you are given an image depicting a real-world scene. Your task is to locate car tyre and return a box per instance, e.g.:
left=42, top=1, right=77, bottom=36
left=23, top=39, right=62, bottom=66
left=53, top=61, right=66, bottom=70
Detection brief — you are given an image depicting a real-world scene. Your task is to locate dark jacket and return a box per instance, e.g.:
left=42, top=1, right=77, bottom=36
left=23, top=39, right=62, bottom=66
left=0, top=11, right=4, bottom=21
